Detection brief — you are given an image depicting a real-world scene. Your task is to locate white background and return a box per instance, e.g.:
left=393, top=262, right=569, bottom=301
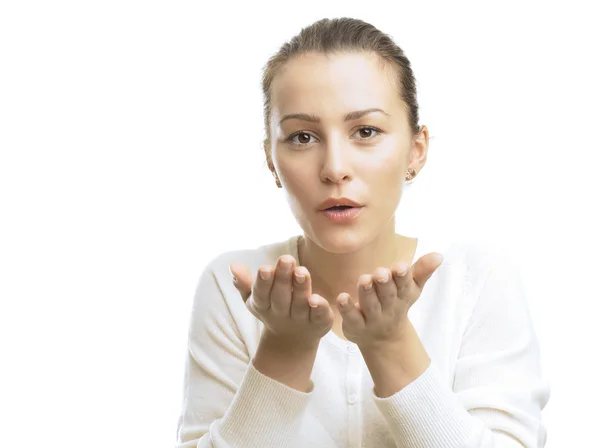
left=1, top=1, right=598, bottom=446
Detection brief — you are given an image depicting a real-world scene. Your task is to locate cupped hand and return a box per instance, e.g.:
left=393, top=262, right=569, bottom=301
left=335, top=253, right=444, bottom=348
left=229, top=255, right=335, bottom=347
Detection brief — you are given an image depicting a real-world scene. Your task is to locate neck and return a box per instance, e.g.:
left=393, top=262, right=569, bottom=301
left=298, top=219, right=416, bottom=304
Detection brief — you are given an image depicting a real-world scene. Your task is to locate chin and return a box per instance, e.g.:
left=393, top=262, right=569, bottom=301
left=309, top=226, right=368, bottom=254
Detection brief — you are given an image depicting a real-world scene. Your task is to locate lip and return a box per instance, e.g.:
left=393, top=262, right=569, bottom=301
left=320, top=206, right=363, bottom=224
left=318, top=197, right=362, bottom=211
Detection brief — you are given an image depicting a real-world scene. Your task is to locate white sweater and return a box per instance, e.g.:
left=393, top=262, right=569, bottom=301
left=175, top=235, right=550, bottom=448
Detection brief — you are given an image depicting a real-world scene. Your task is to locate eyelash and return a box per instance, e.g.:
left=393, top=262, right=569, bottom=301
left=285, top=126, right=383, bottom=147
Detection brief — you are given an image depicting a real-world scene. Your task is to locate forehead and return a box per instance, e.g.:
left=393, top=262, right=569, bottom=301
left=270, top=52, right=402, bottom=119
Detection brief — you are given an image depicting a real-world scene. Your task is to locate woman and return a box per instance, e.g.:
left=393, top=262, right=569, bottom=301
left=176, top=17, right=550, bottom=448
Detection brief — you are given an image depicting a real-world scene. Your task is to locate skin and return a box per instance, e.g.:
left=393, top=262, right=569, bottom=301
left=230, top=51, right=444, bottom=396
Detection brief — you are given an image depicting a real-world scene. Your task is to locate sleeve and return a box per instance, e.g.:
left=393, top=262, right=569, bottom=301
left=371, top=252, right=551, bottom=448
left=175, top=257, right=314, bottom=448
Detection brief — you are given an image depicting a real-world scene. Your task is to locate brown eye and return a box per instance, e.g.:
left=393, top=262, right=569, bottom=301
left=287, top=132, right=317, bottom=146
left=297, top=132, right=311, bottom=144
left=358, top=128, right=373, bottom=138
left=353, top=126, right=382, bottom=141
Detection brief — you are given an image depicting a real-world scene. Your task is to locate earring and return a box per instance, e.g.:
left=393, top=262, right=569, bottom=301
left=405, top=167, right=416, bottom=184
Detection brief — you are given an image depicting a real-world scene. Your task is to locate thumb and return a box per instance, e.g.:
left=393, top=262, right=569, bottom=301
left=412, top=252, right=444, bottom=290
left=229, top=262, right=254, bottom=302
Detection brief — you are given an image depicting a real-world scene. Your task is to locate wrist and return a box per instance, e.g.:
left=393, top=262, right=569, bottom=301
left=253, top=331, right=319, bottom=393
left=357, top=320, right=413, bottom=353
left=261, top=328, right=321, bottom=354
left=359, top=322, right=431, bottom=398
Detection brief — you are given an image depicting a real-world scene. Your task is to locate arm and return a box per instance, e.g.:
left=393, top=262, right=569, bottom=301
left=367, top=253, right=550, bottom=448
left=175, top=256, right=315, bottom=448
left=253, top=329, right=319, bottom=393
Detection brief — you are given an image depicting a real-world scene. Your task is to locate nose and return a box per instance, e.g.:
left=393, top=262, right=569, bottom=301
left=319, top=137, right=353, bottom=185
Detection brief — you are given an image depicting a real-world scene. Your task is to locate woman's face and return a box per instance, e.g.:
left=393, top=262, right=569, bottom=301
left=268, top=51, right=428, bottom=253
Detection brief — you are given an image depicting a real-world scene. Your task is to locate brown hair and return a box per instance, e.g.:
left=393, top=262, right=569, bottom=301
left=261, top=17, right=423, bottom=179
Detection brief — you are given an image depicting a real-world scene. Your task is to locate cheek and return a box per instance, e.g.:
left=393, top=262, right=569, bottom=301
left=277, top=156, right=315, bottom=204
left=362, top=150, right=404, bottom=185
left=277, top=156, right=309, bottom=187
left=361, top=153, right=405, bottom=212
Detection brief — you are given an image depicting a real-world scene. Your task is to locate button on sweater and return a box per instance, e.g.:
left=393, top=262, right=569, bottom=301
left=175, top=235, right=550, bottom=447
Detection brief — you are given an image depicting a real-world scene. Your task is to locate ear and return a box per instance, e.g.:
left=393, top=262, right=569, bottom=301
left=263, top=139, right=282, bottom=188
left=263, top=139, right=273, bottom=170
left=409, top=125, right=429, bottom=173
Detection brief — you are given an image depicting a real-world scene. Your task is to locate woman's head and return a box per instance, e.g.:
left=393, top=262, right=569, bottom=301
left=261, top=17, right=429, bottom=253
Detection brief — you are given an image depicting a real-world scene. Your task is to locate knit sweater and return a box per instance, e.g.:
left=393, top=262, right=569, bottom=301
left=175, top=234, right=550, bottom=448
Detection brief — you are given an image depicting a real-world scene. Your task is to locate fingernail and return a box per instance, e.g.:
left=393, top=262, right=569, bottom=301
left=259, top=269, right=271, bottom=281
left=309, top=296, right=318, bottom=308
left=396, top=263, right=409, bottom=277
left=363, top=281, right=373, bottom=290
left=339, top=296, right=349, bottom=307
left=433, top=253, right=444, bottom=265
left=280, top=261, right=292, bottom=273
left=228, top=266, right=237, bottom=283
left=295, top=273, right=305, bottom=284
left=375, top=273, right=389, bottom=283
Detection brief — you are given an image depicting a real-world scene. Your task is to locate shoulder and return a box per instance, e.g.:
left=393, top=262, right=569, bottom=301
left=192, top=235, right=298, bottom=317
left=424, top=235, right=519, bottom=303
left=438, top=235, right=515, bottom=276
left=202, top=235, right=297, bottom=282
left=189, top=235, right=298, bottom=352
left=441, top=236, right=526, bottom=316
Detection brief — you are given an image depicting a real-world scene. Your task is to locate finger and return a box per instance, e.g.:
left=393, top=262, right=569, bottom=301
left=372, top=267, right=397, bottom=313
left=390, top=262, right=412, bottom=302
left=336, top=293, right=364, bottom=329
left=251, top=265, right=275, bottom=311
left=270, top=255, right=296, bottom=316
left=308, top=294, right=332, bottom=325
left=357, top=274, right=381, bottom=323
left=412, top=253, right=444, bottom=290
left=290, top=266, right=311, bottom=321
left=229, top=263, right=253, bottom=302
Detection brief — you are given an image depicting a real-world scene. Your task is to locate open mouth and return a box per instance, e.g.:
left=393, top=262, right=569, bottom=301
left=325, top=205, right=355, bottom=211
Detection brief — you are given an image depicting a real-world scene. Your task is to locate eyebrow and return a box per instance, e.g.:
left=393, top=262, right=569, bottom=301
left=278, top=108, right=390, bottom=127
